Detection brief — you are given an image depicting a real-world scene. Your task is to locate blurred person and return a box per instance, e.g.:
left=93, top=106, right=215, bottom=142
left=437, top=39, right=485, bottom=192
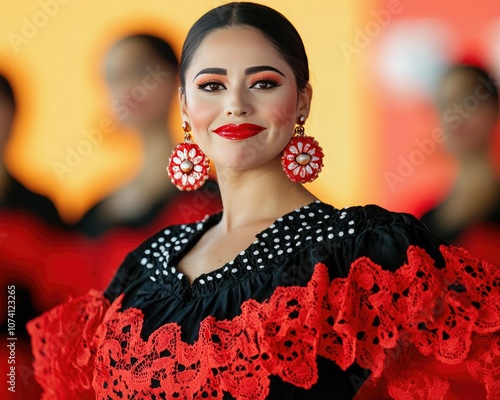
left=58, top=34, right=223, bottom=308
left=0, top=72, right=51, bottom=399
left=75, top=34, right=221, bottom=237
left=420, top=63, right=500, bottom=264
left=0, top=71, right=63, bottom=316
left=0, top=71, right=96, bottom=317
left=0, top=73, right=62, bottom=225
left=26, top=4, right=499, bottom=399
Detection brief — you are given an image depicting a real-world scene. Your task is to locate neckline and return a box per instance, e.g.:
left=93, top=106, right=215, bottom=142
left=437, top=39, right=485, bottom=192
left=158, top=200, right=333, bottom=297
left=178, top=200, right=326, bottom=292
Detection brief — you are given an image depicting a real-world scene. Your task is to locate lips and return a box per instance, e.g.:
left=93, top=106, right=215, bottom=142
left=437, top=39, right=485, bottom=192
left=213, top=123, right=265, bottom=140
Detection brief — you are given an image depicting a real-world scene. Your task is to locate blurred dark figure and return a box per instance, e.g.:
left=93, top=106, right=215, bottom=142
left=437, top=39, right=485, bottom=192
left=75, top=34, right=221, bottom=237
left=420, top=63, right=500, bottom=263
left=0, top=71, right=61, bottom=319
left=0, top=72, right=47, bottom=399
left=0, top=72, right=93, bottom=322
left=59, top=34, right=221, bottom=299
left=0, top=73, right=62, bottom=225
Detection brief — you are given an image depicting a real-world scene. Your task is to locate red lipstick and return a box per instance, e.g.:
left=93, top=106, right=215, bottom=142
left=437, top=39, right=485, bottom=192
left=213, top=124, right=265, bottom=140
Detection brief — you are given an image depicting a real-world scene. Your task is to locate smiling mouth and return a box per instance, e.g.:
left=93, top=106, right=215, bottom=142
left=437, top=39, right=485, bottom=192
left=213, top=124, right=266, bottom=140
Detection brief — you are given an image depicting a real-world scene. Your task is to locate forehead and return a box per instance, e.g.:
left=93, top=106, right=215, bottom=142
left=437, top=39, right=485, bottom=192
left=106, top=39, right=159, bottom=68
left=439, top=70, right=481, bottom=98
left=187, top=27, right=290, bottom=74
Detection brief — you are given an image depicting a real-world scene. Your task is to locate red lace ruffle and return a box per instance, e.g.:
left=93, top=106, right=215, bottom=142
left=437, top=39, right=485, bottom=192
left=26, top=290, right=110, bottom=400
left=338, top=246, right=499, bottom=399
left=90, top=245, right=498, bottom=399
left=92, top=269, right=324, bottom=399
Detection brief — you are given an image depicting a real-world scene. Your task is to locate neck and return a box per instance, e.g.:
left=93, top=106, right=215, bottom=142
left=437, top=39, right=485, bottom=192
left=456, top=144, right=489, bottom=163
left=137, top=122, right=176, bottom=193
left=138, top=120, right=174, bottom=172
left=214, top=157, right=318, bottom=233
left=456, top=147, right=497, bottom=182
left=452, top=146, right=500, bottom=219
left=94, top=120, right=177, bottom=223
left=138, top=119, right=170, bottom=139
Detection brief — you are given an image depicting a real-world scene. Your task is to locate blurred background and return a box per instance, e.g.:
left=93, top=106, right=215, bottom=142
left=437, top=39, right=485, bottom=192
left=1, top=0, right=500, bottom=397
left=1, top=0, right=499, bottom=218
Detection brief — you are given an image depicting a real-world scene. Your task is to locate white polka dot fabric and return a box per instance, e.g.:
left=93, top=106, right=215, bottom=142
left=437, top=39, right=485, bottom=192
left=137, top=201, right=359, bottom=288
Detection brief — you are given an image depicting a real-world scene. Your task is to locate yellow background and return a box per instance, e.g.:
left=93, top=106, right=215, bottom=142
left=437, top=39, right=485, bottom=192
left=0, top=0, right=376, bottom=222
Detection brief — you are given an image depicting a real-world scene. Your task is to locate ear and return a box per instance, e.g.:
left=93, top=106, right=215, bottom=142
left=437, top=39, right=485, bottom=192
left=296, top=82, right=313, bottom=120
left=178, top=87, right=189, bottom=122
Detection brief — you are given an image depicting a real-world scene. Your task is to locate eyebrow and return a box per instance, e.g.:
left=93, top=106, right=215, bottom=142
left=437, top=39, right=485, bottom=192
left=193, top=65, right=285, bottom=80
left=245, top=65, right=285, bottom=76
left=194, top=67, right=226, bottom=80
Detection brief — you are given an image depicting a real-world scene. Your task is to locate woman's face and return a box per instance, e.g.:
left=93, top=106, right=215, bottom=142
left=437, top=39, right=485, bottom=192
left=104, top=38, right=177, bottom=130
left=180, top=27, right=311, bottom=171
left=438, top=70, right=498, bottom=155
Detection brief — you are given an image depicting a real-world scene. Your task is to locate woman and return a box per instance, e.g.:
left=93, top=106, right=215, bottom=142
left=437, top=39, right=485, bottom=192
left=27, top=3, right=499, bottom=399
left=420, top=63, right=500, bottom=265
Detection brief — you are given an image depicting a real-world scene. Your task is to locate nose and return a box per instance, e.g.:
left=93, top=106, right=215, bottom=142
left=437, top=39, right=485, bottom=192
left=109, top=78, right=135, bottom=102
left=225, top=87, right=253, bottom=117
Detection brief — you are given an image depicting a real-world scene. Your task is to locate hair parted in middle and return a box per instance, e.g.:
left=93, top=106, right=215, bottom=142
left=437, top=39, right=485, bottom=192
left=179, top=2, right=310, bottom=93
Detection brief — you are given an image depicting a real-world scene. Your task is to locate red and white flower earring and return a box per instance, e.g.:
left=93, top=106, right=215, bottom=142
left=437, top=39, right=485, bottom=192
left=167, top=121, right=210, bottom=191
left=281, top=115, right=324, bottom=183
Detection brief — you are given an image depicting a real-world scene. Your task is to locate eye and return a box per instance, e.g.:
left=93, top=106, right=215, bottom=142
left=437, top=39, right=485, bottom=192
left=198, top=81, right=226, bottom=92
left=250, top=79, right=281, bottom=91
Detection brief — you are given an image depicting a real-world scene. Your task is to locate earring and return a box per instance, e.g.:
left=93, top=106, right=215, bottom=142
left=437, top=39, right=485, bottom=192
left=281, top=115, right=324, bottom=183
left=167, top=122, right=210, bottom=191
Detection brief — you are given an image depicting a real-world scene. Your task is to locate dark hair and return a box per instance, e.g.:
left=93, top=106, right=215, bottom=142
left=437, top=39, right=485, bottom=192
left=0, top=73, right=15, bottom=109
left=179, top=2, right=309, bottom=91
left=118, top=34, right=179, bottom=72
left=445, top=64, right=499, bottom=112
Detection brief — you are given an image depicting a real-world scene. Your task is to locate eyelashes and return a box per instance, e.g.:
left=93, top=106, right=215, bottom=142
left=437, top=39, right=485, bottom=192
left=196, top=78, right=283, bottom=92
left=250, top=79, right=282, bottom=90
left=197, top=81, right=225, bottom=92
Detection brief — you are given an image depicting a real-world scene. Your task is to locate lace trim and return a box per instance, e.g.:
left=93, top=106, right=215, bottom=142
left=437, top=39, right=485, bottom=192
left=26, top=290, right=110, bottom=400
left=90, top=245, right=498, bottom=399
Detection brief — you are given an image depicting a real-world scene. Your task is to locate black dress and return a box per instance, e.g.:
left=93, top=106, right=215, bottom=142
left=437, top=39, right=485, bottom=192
left=420, top=202, right=500, bottom=245
left=1, top=174, right=63, bottom=227
left=27, top=201, right=500, bottom=399
left=420, top=201, right=500, bottom=265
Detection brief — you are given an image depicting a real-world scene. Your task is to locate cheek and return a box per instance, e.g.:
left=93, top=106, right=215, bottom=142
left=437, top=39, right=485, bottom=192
left=460, top=109, right=493, bottom=138
left=185, top=93, right=219, bottom=133
left=268, top=106, right=297, bottom=138
left=267, top=91, right=298, bottom=130
left=146, top=83, right=171, bottom=106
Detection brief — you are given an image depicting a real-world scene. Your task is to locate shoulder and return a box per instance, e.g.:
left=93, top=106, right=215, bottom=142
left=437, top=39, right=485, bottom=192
left=315, top=202, right=447, bottom=273
left=315, top=202, right=438, bottom=240
left=129, top=209, right=223, bottom=258
left=320, top=203, right=421, bottom=234
left=104, top=212, right=220, bottom=301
